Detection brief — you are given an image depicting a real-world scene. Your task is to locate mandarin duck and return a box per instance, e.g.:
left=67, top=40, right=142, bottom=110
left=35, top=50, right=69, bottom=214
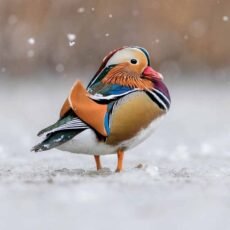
left=32, top=46, right=171, bottom=172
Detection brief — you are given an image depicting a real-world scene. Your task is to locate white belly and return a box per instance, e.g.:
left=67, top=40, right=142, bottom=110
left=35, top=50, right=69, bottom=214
left=57, top=129, right=117, bottom=155
left=57, top=116, right=164, bottom=155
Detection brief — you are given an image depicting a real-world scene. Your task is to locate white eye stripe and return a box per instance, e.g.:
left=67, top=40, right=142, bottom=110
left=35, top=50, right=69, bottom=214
left=106, top=48, right=144, bottom=66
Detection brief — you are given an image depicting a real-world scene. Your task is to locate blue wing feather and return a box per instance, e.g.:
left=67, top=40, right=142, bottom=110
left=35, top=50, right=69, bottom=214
left=88, top=82, right=138, bottom=103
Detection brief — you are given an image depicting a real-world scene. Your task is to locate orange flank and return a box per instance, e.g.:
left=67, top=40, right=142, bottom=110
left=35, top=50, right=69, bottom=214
left=60, top=98, right=70, bottom=117
left=60, top=81, right=108, bottom=137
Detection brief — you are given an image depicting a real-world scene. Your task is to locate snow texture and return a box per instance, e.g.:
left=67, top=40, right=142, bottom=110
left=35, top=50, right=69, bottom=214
left=0, top=73, right=230, bottom=230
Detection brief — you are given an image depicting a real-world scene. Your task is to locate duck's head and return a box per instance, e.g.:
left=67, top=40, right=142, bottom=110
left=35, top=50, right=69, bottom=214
left=88, top=46, right=163, bottom=90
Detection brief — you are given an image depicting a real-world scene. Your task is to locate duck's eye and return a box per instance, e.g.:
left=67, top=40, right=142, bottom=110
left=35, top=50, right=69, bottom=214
left=130, top=59, right=138, bottom=64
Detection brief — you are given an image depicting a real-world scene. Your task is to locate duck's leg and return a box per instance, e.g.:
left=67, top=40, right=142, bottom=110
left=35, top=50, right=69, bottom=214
left=115, top=149, right=124, bottom=172
left=94, top=155, right=102, bottom=171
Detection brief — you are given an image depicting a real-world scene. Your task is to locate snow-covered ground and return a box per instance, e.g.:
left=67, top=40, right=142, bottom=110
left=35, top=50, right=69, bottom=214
left=0, top=73, right=230, bottom=230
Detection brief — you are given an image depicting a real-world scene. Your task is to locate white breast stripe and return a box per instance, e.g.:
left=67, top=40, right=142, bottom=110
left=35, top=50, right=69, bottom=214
left=89, top=89, right=139, bottom=101
left=147, top=89, right=168, bottom=111
left=153, top=88, right=171, bottom=105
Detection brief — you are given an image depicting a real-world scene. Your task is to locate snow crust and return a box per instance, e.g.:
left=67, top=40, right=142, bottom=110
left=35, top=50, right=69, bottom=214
left=0, top=74, right=230, bottom=230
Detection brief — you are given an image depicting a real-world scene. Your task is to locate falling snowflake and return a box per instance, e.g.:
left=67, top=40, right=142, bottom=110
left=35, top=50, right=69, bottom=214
left=155, top=39, right=160, bottom=43
left=77, top=7, right=85, bottom=13
left=222, top=16, right=229, bottom=22
left=67, top=33, right=76, bottom=41
left=69, top=41, right=75, bottom=46
left=91, top=7, right=95, bottom=11
left=67, top=33, right=76, bottom=47
left=27, top=37, right=35, bottom=45
left=105, top=33, right=110, bottom=37
left=108, top=14, right=113, bottom=18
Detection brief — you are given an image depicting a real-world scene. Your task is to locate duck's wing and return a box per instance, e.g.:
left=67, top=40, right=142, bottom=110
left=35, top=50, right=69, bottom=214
left=37, top=111, right=89, bottom=137
left=88, top=81, right=139, bottom=102
left=59, top=81, right=138, bottom=137
left=31, top=111, right=89, bottom=152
